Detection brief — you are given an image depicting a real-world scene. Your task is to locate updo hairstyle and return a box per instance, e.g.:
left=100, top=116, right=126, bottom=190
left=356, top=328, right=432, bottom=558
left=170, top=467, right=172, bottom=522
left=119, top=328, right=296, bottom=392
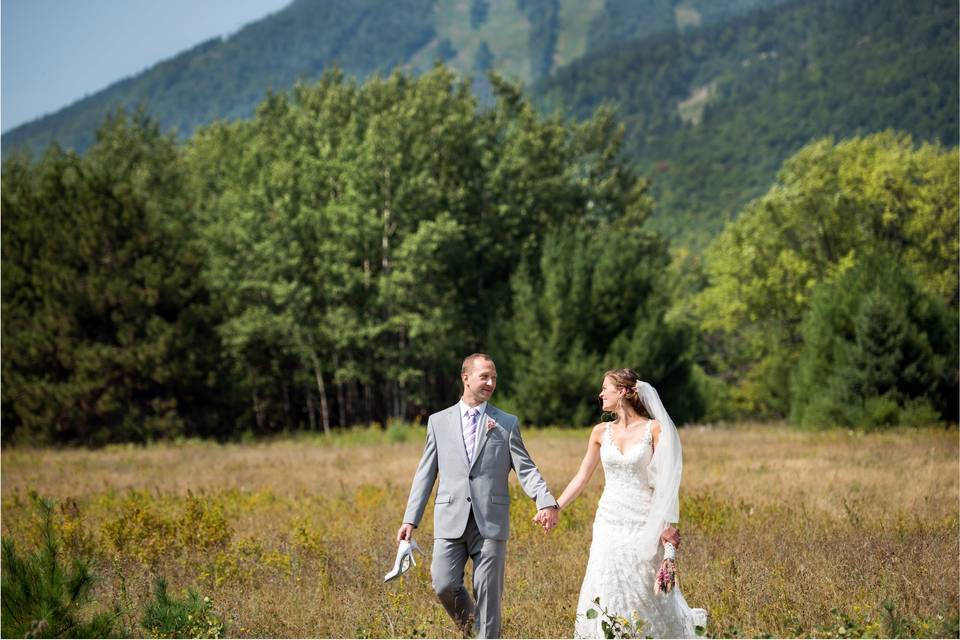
left=604, top=368, right=650, bottom=419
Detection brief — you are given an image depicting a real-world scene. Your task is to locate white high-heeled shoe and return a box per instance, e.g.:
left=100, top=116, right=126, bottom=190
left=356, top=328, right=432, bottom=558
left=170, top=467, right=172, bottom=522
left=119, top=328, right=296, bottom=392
left=383, top=538, right=422, bottom=582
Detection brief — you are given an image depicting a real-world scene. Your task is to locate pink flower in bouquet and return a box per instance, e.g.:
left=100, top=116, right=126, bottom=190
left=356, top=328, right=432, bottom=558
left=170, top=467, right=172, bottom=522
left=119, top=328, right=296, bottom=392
left=655, top=559, right=677, bottom=594
left=486, top=418, right=497, bottom=432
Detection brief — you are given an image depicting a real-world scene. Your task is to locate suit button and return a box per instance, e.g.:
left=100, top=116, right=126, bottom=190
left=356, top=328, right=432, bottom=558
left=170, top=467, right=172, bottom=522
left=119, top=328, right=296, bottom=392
left=466, top=497, right=472, bottom=502
left=469, top=476, right=474, bottom=480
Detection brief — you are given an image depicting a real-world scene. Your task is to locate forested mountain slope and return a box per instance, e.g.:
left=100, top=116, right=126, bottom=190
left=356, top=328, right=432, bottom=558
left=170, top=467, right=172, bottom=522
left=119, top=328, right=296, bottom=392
left=2, top=0, right=780, bottom=159
left=537, top=0, right=958, bottom=244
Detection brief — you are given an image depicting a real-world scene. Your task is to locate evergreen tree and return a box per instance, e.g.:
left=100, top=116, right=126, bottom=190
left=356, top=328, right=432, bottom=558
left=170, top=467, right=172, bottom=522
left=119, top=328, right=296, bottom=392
left=1, top=496, right=118, bottom=638
left=1, top=111, right=232, bottom=444
left=504, top=206, right=701, bottom=426
left=790, top=254, right=958, bottom=428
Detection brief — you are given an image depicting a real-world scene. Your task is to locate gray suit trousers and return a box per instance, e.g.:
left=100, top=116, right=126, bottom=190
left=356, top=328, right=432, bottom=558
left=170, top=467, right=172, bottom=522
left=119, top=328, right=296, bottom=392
left=431, top=512, right=506, bottom=639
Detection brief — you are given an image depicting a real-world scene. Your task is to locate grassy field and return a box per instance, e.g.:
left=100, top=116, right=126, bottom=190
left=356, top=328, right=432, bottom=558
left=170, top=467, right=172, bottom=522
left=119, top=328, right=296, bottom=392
left=1, top=423, right=957, bottom=638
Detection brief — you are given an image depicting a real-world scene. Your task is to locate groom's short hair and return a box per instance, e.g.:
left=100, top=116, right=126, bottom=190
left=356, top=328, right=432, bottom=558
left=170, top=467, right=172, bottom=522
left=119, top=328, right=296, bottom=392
left=461, top=353, right=494, bottom=375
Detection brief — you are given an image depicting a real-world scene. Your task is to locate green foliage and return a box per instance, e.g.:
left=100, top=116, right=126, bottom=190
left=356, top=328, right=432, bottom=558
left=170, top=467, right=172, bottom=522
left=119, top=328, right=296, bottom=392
left=3, top=64, right=675, bottom=443
left=790, top=254, right=958, bottom=428
left=503, top=207, right=702, bottom=426
left=693, top=132, right=958, bottom=418
left=186, top=66, right=663, bottom=432
left=689, top=364, right=736, bottom=422
left=141, top=577, right=225, bottom=639
left=1, top=495, right=118, bottom=638
left=1, top=110, right=237, bottom=445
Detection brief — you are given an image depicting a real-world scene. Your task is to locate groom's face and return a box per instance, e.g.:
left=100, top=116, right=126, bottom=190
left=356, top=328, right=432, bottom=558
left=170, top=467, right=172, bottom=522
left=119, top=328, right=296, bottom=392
left=462, top=358, right=497, bottom=405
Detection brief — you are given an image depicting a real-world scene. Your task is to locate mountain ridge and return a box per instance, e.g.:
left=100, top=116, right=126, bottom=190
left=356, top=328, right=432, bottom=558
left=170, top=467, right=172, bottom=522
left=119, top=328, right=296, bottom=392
left=3, top=0, right=955, bottom=249
left=1, top=0, right=780, bottom=158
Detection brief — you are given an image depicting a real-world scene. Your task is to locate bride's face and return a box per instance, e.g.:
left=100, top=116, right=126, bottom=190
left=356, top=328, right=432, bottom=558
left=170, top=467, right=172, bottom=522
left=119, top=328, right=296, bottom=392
left=598, top=376, right=622, bottom=413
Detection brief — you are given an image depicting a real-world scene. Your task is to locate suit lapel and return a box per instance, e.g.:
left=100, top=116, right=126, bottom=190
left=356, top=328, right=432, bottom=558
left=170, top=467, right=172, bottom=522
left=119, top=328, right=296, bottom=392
left=446, top=404, right=470, bottom=468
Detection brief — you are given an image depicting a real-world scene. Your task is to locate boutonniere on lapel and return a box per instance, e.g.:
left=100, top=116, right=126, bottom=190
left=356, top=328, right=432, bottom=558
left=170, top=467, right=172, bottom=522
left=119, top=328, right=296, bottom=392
left=486, top=418, right=497, bottom=432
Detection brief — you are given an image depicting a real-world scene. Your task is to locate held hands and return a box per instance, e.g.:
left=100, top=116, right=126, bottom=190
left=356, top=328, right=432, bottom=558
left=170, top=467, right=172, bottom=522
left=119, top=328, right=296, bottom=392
left=532, top=506, right=559, bottom=533
left=399, top=506, right=564, bottom=539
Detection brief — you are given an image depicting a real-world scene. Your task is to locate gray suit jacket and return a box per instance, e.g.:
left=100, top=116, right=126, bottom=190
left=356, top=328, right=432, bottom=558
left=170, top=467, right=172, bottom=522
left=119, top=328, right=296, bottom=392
left=402, top=402, right=556, bottom=540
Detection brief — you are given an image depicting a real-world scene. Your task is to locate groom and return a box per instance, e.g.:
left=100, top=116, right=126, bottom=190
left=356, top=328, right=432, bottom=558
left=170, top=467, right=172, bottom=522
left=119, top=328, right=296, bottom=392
left=396, top=353, right=559, bottom=638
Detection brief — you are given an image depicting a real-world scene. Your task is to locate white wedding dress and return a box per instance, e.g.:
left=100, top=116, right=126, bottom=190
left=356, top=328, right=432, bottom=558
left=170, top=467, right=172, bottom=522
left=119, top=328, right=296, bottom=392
left=574, top=421, right=707, bottom=639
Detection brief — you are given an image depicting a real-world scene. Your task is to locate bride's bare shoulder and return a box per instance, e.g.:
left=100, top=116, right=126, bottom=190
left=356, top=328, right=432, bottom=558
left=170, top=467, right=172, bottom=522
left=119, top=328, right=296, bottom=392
left=649, top=419, right=662, bottom=437
left=589, top=422, right=608, bottom=441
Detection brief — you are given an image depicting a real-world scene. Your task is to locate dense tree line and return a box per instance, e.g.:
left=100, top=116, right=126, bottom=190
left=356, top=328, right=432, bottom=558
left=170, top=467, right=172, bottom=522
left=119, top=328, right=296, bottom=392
left=3, top=68, right=956, bottom=445
left=2, top=113, right=235, bottom=444
left=2, top=68, right=699, bottom=444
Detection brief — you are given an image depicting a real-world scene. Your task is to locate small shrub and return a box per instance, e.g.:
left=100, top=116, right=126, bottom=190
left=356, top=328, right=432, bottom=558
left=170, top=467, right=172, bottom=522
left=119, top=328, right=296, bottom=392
left=1, top=494, right=118, bottom=638
left=141, top=576, right=225, bottom=639
left=200, top=538, right=263, bottom=587
left=177, top=491, right=232, bottom=551
left=862, top=394, right=902, bottom=428
left=102, top=490, right=176, bottom=566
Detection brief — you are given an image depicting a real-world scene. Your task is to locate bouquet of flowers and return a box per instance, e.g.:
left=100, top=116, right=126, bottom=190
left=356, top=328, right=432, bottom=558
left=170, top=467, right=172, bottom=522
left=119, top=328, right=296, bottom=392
left=654, top=543, right=678, bottom=594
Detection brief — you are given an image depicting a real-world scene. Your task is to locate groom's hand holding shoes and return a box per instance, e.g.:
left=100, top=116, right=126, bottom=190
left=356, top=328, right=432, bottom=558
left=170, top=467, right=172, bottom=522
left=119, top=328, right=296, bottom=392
left=397, top=523, right=415, bottom=543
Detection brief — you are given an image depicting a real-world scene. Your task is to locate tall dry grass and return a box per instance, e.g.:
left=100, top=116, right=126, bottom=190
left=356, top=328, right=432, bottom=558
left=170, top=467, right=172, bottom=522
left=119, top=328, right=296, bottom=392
left=1, top=423, right=957, bottom=638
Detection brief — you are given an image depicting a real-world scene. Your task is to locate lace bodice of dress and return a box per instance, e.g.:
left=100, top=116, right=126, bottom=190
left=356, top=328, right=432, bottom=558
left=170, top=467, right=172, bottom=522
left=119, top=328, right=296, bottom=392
left=593, top=421, right=654, bottom=531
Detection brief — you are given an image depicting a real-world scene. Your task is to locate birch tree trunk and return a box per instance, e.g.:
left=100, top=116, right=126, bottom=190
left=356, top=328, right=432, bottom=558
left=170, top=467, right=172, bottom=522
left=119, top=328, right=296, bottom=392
left=309, top=349, right=331, bottom=435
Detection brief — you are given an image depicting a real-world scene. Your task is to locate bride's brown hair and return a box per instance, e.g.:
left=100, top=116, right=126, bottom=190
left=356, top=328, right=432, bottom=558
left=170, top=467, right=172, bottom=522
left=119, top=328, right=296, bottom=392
left=604, top=368, right=650, bottom=419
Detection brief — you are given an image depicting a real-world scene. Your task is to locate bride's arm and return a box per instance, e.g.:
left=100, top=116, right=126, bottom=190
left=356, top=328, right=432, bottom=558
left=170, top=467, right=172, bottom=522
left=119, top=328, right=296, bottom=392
left=555, top=424, right=605, bottom=510
left=650, top=420, right=661, bottom=451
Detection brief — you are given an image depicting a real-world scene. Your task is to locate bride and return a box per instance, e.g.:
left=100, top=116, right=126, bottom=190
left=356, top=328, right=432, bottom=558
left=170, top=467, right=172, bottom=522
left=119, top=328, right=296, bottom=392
left=547, top=368, right=707, bottom=638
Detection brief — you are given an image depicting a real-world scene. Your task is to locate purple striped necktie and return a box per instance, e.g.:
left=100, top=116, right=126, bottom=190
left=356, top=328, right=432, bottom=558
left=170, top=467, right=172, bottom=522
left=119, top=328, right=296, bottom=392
left=464, top=408, right=479, bottom=462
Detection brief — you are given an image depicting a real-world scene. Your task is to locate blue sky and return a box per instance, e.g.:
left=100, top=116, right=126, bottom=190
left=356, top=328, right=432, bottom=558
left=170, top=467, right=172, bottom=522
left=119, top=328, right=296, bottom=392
left=1, top=0, right=291, bottom=133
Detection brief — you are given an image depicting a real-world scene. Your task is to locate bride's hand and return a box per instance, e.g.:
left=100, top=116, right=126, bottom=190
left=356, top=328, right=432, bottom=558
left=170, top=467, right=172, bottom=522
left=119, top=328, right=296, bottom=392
left=660, top=525, right=680, bottom=549
left=533, top=507, right=558, bottom=532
